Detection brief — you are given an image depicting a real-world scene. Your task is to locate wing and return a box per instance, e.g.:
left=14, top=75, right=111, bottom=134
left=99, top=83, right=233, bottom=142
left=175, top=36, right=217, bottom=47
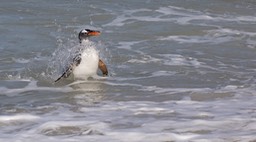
left=98, top=59, right=108, bottom=76
left=54, top=54, right=82, bottom=82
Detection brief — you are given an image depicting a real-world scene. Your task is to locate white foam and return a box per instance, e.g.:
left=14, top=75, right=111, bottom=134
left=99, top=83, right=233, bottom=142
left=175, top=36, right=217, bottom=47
left=158, top=27, right=256, bottom=45
left=0, top=93, right=255, bottom=141
left=0, top=114, right=40, bottom=122
left=103, top=6, right=210, bottom=27
left=127, top=56, right=161, bottom=64
left=103, top=81, right=142, bottom=87
left=158, top=34, right=234, bottom=44
left=103, top=9, right=152, bottom=27
left=246, top=38, right=256, bottom=49
left=151, top=70, right=176, bottom=77
left=37, top=121, right=109, bottom=134
left=12, top=58, right=31, bottom=64
left=157, top=5, right=256, bottom=24
left=158, top=54, right=203, bottom=67
left=207, top=28, right=256, bottom=37
left=116, top=41, right=143, bottom=52
left=0, top=81, right=72, bottom=96
left=108, top=132, right=199, bottom=142
left=140, top=85, right=211, bottom=94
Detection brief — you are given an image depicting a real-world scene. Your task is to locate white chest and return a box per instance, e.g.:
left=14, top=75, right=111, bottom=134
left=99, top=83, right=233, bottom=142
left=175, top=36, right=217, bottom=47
left=73, top=47, right=99, bottom=79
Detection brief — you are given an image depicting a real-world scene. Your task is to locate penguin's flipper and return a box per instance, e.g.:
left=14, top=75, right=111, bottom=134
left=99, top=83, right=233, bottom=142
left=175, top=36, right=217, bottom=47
left=54, top=54, right=82, bottom=82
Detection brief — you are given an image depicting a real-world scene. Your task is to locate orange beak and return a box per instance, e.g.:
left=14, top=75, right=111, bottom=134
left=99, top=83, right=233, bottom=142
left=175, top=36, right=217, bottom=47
left=88, top=31, right=101, bottom=36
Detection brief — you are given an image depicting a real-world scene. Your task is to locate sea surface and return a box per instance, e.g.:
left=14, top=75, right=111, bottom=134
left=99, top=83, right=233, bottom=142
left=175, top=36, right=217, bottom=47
left=1, top=0, right=256, bottom=141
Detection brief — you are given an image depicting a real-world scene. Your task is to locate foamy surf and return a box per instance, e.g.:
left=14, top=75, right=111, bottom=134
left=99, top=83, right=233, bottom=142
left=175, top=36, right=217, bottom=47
left=0, top=81, right=72, bottom=97
left=0, top=114, right=40, bottom=123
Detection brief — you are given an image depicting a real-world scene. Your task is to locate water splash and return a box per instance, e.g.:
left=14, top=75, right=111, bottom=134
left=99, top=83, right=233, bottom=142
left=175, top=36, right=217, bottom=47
left=46, top=38, right=100, bottom=81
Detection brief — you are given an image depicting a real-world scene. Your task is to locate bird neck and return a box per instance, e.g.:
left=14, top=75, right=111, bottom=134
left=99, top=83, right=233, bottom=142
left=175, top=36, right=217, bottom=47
left=80, top=38, right=90, bottom=43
